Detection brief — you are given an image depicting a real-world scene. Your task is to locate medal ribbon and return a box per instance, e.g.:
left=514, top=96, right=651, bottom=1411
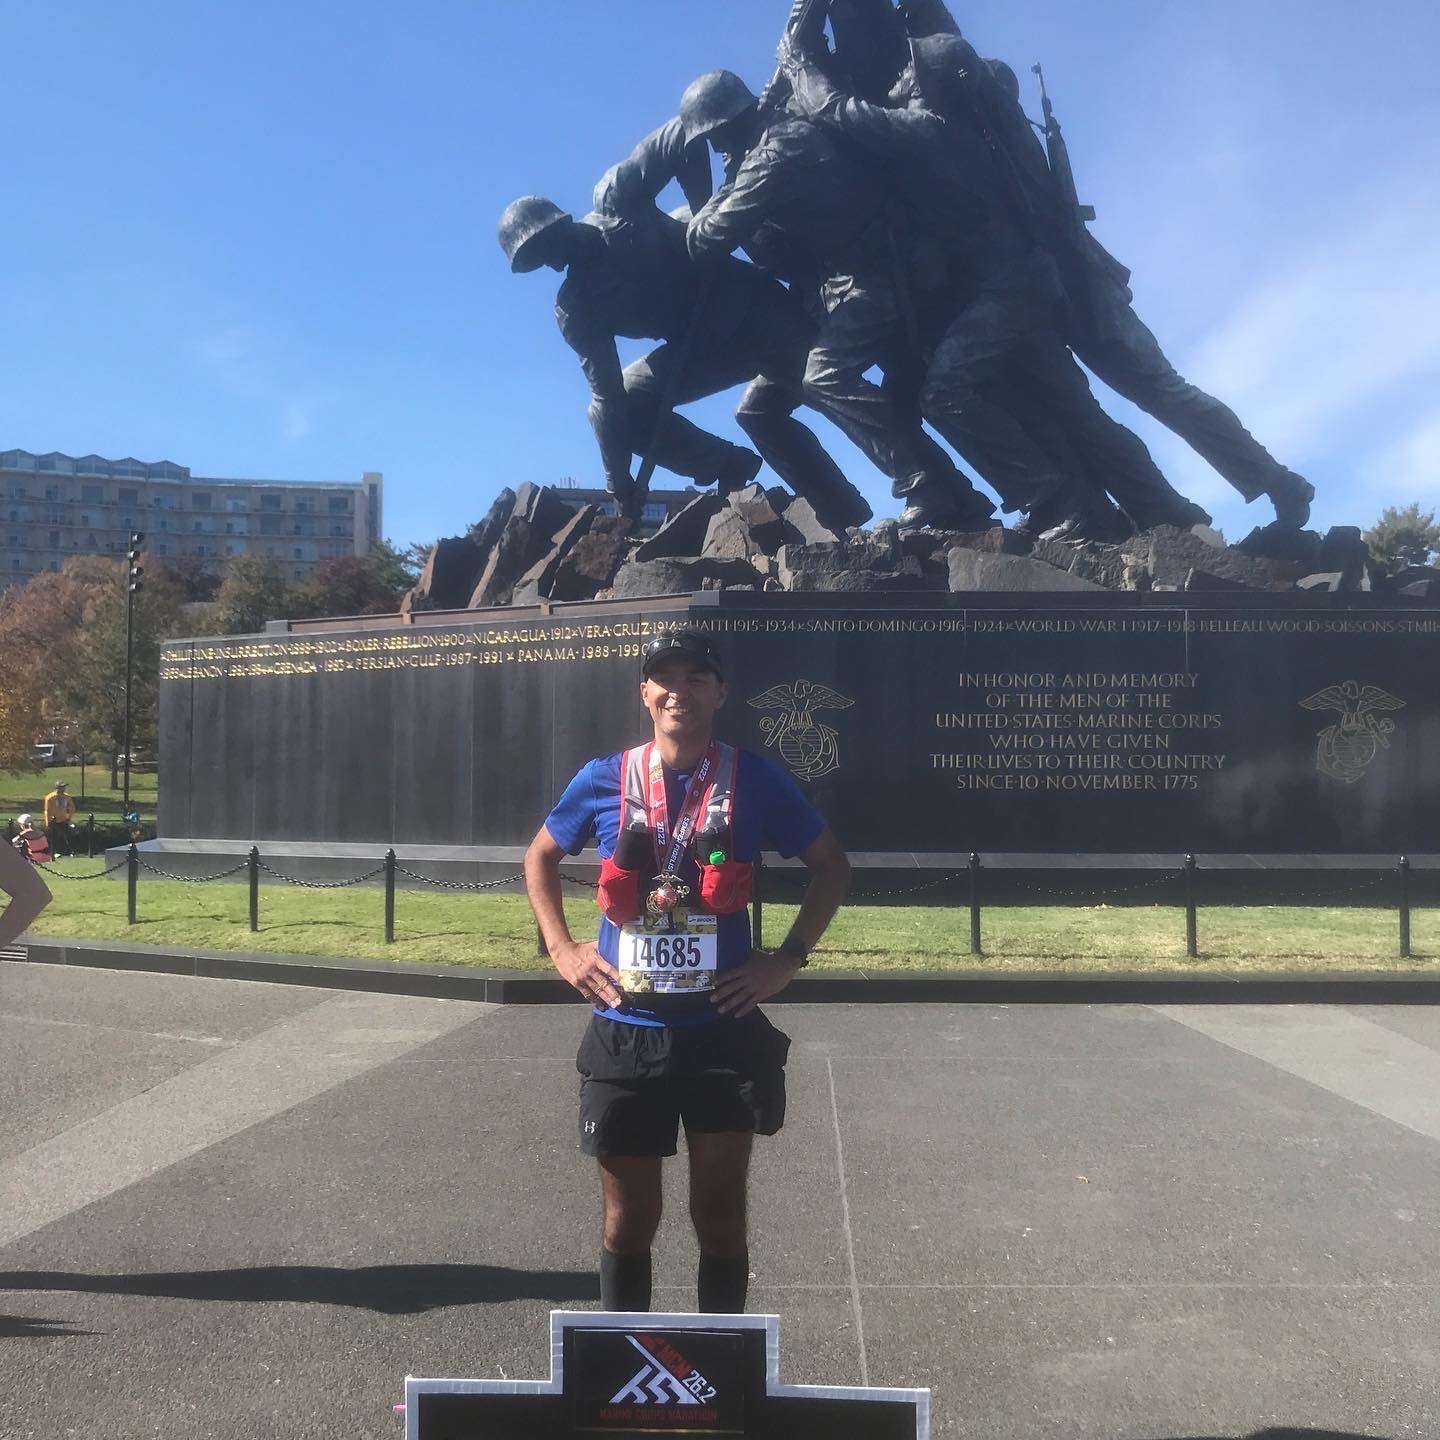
left=645, top=741, right=718, bottom=878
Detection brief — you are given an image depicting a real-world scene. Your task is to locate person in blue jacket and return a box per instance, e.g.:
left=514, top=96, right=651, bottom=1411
left=524, top=628, right=851, bottom=1315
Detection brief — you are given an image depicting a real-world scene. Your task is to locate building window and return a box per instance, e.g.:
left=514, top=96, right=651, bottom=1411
left=293, top=568, right=303, bottom=579
left=327, top=496, right=350, bottom=514
left=259, top=515, right=281, bottom=536
left=192, top=493, right=211, bottom=510
left=293, top=547, right=304, bottom=560
left=226, top=498, right=247, bottom=513
left=159, top=519, right=168, bottom=531
left=118, top=488, right=139, bottom=505
left=260, top=494, right=282, bottom=511
left=330, top=524, right=347, bottom=537
left=193, top=520, right=204, bottom=532
left=44, top=486, right=60, bottom=500
left=294, top=498, right=313, bottom=513
left=48, top=531, right=59, bottom=547
left=81, top=485, right=103, bottom=503
left=195, top=544, right=208, bottom=557
left=158, top=543, right=169, bottom=555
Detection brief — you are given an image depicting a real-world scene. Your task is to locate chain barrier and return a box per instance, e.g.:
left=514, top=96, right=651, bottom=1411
left=136, top=858, right=251, bottom=884
left=393, top=865, right=525, bottom=893
left=1004, top=871, right=1184, bottom=901
left=43, top=858, right=131, bottom=882
left=254, top=860, right=387, bottom=890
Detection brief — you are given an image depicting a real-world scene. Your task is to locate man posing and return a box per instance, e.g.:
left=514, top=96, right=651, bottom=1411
left=524, top=629, right=851, bottom=1314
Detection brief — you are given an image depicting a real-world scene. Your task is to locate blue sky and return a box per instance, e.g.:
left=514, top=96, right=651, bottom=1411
left=4, top=1, right=1438, bottom=549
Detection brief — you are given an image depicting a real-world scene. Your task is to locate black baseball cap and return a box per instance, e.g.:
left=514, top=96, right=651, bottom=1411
left=641, top=628, right=724, bottom=681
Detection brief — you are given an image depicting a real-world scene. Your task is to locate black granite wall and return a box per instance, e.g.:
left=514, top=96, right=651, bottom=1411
left=158, top=594, right=1440, bottom=854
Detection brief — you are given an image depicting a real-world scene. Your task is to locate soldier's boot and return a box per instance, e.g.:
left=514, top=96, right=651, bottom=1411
left=896, top=472, right=997, bottom=532
left=1266, top=469, right=1315, bottom=529
left=608, top=474, right=645, bottom=525
left=704, top=446, right=763, bottom=497
left=813, top=481, right=874, bottom=533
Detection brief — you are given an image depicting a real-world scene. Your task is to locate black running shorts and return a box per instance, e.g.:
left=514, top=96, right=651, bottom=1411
left=576, top=1010, right=791, bottom=1158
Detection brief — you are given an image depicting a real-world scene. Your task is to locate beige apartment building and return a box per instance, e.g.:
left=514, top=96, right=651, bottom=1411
left=0, top=448, right=382, bottom=587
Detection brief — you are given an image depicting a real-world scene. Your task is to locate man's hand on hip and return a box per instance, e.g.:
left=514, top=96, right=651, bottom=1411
left=710, top=949, right=803, bottom=1018
left=552, top=939, right=623, bottom=1009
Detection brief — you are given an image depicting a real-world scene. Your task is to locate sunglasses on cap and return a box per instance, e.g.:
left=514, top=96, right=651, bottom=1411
left=641, top=630, right=724, bottom=680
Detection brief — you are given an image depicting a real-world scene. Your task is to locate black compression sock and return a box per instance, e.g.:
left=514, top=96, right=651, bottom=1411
left=600, top=1248, right=652, bottom=1312
left=697, top=1250, right=749, bottom=1314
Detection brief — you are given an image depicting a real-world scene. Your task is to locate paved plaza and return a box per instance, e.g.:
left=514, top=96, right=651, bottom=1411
left=1, top=962, right=1437, bottom=1439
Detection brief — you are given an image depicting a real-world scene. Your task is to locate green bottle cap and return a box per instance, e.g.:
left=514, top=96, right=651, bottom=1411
left=707, top=849, right=728, bottom=866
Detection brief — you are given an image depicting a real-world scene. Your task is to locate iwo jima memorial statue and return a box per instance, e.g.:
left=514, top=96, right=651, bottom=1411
left=159, top=0, right=1440, bottom=880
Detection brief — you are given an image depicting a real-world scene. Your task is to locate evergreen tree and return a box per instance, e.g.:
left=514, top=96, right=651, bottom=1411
left=1364, top=503, right=1440, bottom=574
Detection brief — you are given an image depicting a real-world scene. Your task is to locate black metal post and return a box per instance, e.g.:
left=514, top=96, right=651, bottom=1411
left=752, top=853, right=764, bottom=951
left=1398, top=855, right=1412, bottom=959
left=384, top=849, right=396, bottom=944
left=127, top=842, right=138, bottom=925
left=1184, top=854, right=1198, bottom=959
left=86, top=813, right=95, bottom=858
left=968, top=852, right=982, bottom=956
left=248, top=846, right=259, bottom=933
left=122, top=579, right=135, bottom=811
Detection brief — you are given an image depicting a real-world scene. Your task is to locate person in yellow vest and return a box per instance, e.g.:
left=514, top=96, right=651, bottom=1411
left=43, top=780, right=76, bottom=857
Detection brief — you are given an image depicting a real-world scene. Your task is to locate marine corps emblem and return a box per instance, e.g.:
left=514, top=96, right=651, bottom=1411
left=748, top=678, right=853, bottom=780
left=1299, top=681, right=1406, bottom=785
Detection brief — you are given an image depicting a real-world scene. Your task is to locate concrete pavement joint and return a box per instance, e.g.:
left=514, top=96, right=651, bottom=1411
left=826, top=1054, right=868, bottom=1387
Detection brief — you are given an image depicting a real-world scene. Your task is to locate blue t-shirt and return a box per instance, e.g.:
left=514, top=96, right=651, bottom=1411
left=544, top=747, right=827, bottom=1028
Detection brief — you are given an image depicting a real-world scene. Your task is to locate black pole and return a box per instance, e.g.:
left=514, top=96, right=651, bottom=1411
left=122, top=579, right=135, bottom=811
left=127, top=842, right=138, bottom=925
left=968, top=852, right=982, bottom=956
left=248, top=846, right=259, bottom=933
left=384, top=849, right=396, bottom=944
left=86, top=813, right=95, bottom=858
left=752, top=852, right=764, bottom=951
left=1184, top=854, right=1198, bottom=959
left=1398, top=855, right=1412, bottom=960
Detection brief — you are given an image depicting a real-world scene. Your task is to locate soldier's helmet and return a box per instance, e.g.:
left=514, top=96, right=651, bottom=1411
left=910, top=33, right=968, bottom=106
left=985, top=57, right=1021, bottom=105
left=497, top=196, right=573, bottom=273
left=680, top=70, right=758, bottom=146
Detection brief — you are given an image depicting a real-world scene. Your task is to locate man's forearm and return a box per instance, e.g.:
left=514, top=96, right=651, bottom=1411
left=779, top=857, right=851, bottom=953
left=524, top=851, right=575, bottom=959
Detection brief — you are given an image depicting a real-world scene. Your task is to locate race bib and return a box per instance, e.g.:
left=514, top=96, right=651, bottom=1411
left=617, top=913, right=718, bottom=994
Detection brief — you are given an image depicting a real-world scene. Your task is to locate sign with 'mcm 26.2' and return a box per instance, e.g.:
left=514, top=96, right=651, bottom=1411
left=403, top=1311, right=929, bottom=1438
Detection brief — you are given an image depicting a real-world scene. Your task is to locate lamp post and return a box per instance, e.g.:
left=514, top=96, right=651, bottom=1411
left=123, top=532, right=144, bottom=810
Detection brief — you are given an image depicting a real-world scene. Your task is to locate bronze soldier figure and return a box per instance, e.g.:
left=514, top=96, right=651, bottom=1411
left=683, top=69, right=1000, bottom=531
left=498, top=193, right=868, bottom=531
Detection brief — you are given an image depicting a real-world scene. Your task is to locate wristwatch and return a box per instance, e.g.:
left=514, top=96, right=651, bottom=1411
left=776, top=939, right=810, bottom=968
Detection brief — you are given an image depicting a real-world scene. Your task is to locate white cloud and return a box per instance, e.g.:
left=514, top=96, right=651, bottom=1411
left=1362, top=413, right=1440, bottom=501
left=1176, top=189, right=1440, bottom=465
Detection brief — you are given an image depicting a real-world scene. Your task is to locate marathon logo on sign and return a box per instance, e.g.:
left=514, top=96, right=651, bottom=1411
left=572, top=1326, right=744, bottom=1433
left=604, top=1332, right=719, bottom=1422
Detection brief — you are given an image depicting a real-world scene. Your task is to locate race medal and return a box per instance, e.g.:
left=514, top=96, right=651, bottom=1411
left=646, top=874, right=687, bottom=920
left=617, top=913, right=719, bottom=994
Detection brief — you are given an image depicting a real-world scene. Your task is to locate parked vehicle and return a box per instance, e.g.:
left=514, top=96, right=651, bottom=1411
left=31, top=742, right=68, bottom=767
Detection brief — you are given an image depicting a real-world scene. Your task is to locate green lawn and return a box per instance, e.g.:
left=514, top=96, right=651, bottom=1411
left=0, top=765, right=158, bottom=825
left=22, top=859, right=1436, bottom=973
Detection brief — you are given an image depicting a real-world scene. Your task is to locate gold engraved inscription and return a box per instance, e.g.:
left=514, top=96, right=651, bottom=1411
left=932, top=671, right=1228, bottom=794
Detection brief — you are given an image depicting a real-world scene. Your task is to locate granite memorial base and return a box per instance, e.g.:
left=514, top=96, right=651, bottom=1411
left=158, top=592, right=1440, bottom=895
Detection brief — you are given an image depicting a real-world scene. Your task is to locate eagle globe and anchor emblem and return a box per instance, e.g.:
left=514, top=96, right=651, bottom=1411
left=748, top=678, right=854, bottom=780
left=1299, top=680, right=1406, bottom=785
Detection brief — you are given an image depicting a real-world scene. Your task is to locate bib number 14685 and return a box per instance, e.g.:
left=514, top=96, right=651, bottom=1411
left=635, top=934, right=705, bottom=969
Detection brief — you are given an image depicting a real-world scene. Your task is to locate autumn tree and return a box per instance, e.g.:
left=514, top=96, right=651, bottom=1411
left=198, top=554, right=291, bottom=635
left=288, top=553, right=405, bottom=619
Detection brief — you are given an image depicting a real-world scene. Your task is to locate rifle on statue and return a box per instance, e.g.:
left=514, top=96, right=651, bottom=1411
left=758, top=0, right=834, bottom=115
left=1030, top=63, right=1132, bottom=333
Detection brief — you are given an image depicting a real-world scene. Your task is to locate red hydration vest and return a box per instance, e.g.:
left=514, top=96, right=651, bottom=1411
left=596, top=741, right=753, bottom=924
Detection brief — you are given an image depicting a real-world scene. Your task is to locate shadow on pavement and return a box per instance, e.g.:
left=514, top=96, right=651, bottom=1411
left=0, top=1263, right=599, bottom=1315
left=0, top=1313, right=96, bottom=1339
